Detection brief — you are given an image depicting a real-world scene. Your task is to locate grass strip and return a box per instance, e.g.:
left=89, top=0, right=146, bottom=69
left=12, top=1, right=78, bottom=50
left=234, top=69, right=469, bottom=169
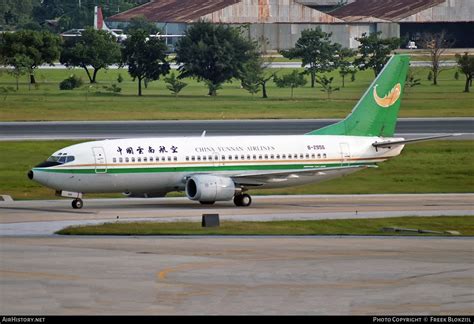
left=56, top=216, right=474, bottom=236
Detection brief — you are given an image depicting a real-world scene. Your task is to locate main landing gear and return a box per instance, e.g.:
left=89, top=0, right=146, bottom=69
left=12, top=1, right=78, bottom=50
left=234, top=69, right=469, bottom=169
left=234, top=193, right=252, bottom=207
left=72, top=198, right=83, bottom=209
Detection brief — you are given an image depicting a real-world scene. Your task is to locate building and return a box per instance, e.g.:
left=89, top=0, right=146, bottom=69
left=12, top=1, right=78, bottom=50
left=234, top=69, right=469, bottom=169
left=108, top=0, right=474, bottom=50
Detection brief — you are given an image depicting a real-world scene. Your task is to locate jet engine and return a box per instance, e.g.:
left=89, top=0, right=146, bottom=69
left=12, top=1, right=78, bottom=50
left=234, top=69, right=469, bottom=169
left=185, top=175, right=236, bottom=203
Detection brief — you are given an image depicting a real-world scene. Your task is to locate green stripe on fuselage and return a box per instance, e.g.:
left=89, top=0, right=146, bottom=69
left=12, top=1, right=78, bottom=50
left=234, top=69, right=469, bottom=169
left=34, top=162, right=376, bottom=174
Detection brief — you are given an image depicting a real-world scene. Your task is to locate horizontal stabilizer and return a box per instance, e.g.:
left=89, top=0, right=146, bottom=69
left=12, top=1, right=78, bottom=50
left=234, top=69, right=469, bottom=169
left=372, top=134, right=461, bottom=148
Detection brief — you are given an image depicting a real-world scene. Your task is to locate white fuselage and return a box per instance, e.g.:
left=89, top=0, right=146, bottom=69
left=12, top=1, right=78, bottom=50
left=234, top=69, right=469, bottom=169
left=32, top=135, right=404, bottom=196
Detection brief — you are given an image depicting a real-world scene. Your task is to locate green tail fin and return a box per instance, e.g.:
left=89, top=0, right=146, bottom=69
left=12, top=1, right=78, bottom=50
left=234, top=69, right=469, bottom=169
left=307, top=54, right=410, bottom=137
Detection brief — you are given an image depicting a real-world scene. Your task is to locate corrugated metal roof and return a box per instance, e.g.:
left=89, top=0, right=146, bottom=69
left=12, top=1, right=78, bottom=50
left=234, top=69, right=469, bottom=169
left=109, top=0, right=241, bottom=23
left=330, top=0, right=445, bottom=22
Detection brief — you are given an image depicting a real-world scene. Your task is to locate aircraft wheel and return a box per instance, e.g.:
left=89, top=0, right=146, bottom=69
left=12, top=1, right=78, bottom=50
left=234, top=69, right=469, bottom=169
left=72, top=198, right=83, bottom=209
left=234, top=194, right=251, bottom=207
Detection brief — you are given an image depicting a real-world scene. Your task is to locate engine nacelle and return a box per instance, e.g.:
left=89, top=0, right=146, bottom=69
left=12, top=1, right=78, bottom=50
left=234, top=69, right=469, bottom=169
left=185, top=175, right=235, bottom=202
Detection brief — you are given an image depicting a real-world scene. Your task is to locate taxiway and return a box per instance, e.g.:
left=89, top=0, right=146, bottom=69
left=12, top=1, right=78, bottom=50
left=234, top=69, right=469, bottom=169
left=0, top=194, right=472, bottom=315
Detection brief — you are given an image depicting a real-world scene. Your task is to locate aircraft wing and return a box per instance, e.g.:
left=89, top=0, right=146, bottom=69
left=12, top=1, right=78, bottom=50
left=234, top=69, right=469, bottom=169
left=372, top=134, right=461, bottom=148
left=231, top=165, right=375, bottom=186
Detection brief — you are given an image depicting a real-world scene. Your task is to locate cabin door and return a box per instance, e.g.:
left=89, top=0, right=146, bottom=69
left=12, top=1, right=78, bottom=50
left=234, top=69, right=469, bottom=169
left=92, top=147, right=107, bottom=173
left=339, top=143, right=351, bottom=166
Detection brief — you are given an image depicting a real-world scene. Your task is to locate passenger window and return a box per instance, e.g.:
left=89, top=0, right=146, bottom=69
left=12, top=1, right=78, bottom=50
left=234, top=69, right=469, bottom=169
left=311, top=154, right=315, bottom=158
left=300, top=154, right=304, bottom=159
left=276, top=154, right=280, bottom=159
left=137, top=157, right=141, bottom=162
left=131, top=157, right=135, bottom=162
left=191, top=156, right=195, bottom=161
left=161, top=157, right=165, bottom=161
left=113, top=158, right=117, bottom=163
left=149, top=157, right=153, bottom=162
left=264, top=154, right=268, bottom=159
left=173, top=156, right=177, bottom=161
left=228, top=155, right=232, bottom=160
left=247, top=155, right=251, bottom=160
left=235, top=155, right=239, bottom=160
left=208, top=155, right=213, bottom=160
left=167, top=157, right=171, bottom=161
left=241, top=155, right=245, bottom=160
left=259, top=155, right=263, bottom=160
left=222, top=156, right=225, bottom=160
left=203, top=156, right=207, bottom=161
left=305, top=154, right=309, bottom=159
left=282, top=154, right=286, bottom=159
left=270, top=155, right=274, bottom=159
left=186, top=156, right=189, bottom=161
left=197, top=156, right=201, bottom=161
left=253, top=155, right=256, bottom=159
left=144, top=157, right=147, bottom=162
left=323, top=153, right=327, bottom=158
left=119, top=157, right=123, bottom=163
left=125, top=157, right=129, bottom=163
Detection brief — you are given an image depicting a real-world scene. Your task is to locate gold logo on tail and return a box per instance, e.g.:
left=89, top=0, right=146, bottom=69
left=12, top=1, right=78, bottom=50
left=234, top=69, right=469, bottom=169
left=373, top=83, right=401, bottom=108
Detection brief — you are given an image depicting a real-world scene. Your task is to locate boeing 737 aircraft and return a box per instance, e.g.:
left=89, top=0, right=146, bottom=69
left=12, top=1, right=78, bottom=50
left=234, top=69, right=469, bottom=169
left=28, top=55, right=451, bottom=209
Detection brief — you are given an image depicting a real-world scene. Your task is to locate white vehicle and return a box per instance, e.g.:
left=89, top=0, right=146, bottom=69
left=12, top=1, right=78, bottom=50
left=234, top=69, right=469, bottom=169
left=28, top=55, right=451, bottom=209
left=406, top=41, right=417, bottom=49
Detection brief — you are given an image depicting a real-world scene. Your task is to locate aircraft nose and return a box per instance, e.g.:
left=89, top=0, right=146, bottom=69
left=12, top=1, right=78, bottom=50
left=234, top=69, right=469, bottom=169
left=27, top=170, right=34, bottom=180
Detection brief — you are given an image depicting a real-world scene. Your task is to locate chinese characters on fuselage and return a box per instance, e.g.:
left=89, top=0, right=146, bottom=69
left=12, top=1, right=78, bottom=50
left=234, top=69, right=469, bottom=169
left=116, top=145, right=178, bottom=155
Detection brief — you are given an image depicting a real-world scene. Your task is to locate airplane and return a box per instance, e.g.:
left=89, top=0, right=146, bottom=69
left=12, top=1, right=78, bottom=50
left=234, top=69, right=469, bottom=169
left=27, top=55, right=454, bottom=209
left=59, top=7, right=127, bottom=42
left=93, top=5, right=183, bottom=47
left=94, top=6, right=128, bottom=42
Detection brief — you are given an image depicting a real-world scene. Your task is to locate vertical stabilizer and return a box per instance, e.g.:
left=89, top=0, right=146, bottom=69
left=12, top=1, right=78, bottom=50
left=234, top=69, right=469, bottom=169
left=307, top=55, right=410, bottom=137
left=94, top=6, right=109, bottom=31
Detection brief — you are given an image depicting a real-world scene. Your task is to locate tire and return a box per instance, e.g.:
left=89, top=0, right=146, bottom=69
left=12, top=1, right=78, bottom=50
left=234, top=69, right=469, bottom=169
left=72, top=198, right=83, bottom=209
left=240, top=194, right=252, bottom=207
left=233, top=195, right=243, bottom=206
left=234, top=194, right=251, bottom=207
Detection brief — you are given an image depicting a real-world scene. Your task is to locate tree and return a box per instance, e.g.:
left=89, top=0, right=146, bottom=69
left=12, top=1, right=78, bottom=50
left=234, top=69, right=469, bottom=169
left=164, top=72, right=187, bottom=96
left=60, top=28, right=121, bottom=84
left=0, top=0, right=37, bottom=30
left=240, top=56, right=275, bottom=98
left=175, top=21, right=258, bottom=96
left=455, top=52, right=474, bottom=93
left=273, top=70, right=307, bottom=99
left=6, top=55, right=32, bottom=90
left=419, top=31, right=455, bottom=85
left=354, top=32, right=400, bottom=76
left=315, top=75, right=339, bottom=99
left=336, top=47, right=356, bottom=88
left=32, top=0, right=143, bottom=32
left=121, top=30, right=170, bottom=96
left=0, top=30, right=61, bottom=85
left=405, top=69, right=421, bottom=90
left=280, top=28, right=340, bottom=88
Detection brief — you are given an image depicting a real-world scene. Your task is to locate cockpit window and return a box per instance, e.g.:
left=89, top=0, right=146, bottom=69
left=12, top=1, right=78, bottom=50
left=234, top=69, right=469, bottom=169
left=47, top=155, right=75, bottom=164
left=47, top=156, right=60, bottom=162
